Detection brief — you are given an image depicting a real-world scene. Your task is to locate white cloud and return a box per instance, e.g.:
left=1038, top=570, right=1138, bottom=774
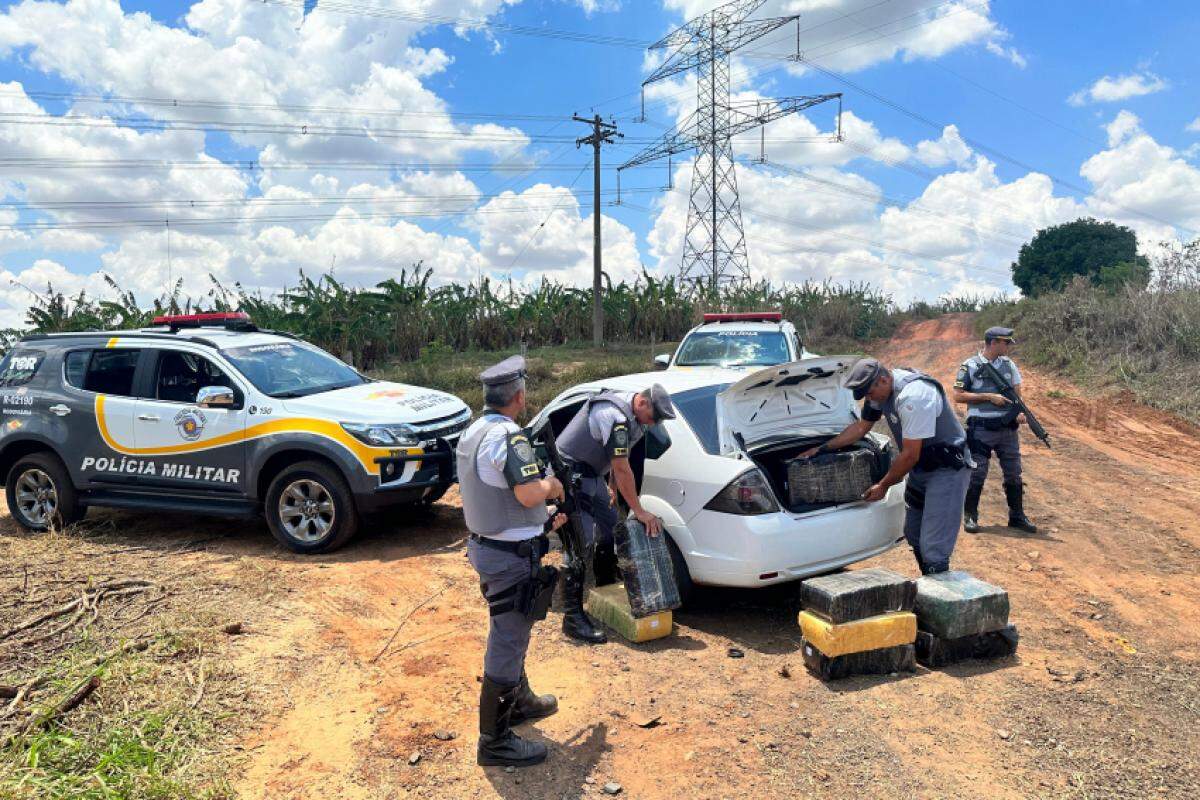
left=1081, top=111, right=1200, bottom=243
left=914, top=125, right=972, bottom=168
left=1187, top=117, right=1200, bottom=134
left=986, top=40, right=1026, bottom=69
left=661, top=1, right=1013, bottom=74
left=1068, top=70, right=1169, bottom=106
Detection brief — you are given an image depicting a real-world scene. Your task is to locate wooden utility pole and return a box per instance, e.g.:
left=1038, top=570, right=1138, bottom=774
left=574, top=114, right=622, bottom=347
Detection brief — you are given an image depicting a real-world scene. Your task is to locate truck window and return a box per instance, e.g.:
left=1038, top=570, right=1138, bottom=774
left=154, top=351, right=237, bottom=404
left=0, top=350, right=45, bottom=387
left=75, top=349, right=142, bottom=396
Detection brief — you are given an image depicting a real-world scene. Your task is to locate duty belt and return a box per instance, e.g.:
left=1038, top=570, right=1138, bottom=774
left=469, top=533, right=550, bottom=559
left=564, top=459, right=601, bottom=479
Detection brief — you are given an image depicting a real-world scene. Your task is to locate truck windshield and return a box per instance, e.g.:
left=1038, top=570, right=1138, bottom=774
left=223, top=342, right=367, bottom=398
left=674, top=331, right=789, bottom=367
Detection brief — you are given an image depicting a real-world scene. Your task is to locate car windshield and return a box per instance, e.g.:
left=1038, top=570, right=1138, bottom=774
left=674, top=330, right=790, bottom=367
left=222, top=341, right=367, bottom=398
left=672, top=383, right=732, bottom=454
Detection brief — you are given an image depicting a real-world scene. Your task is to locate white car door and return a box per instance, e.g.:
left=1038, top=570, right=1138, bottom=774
left=132, top=347, right=249, bottom=494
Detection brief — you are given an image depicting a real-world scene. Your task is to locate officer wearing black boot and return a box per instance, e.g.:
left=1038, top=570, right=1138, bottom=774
left=555, top=384, right=676, bottom=644
left=457, top=356, right=569, bottom=768
left=953, top=327, right=1038, bottom=534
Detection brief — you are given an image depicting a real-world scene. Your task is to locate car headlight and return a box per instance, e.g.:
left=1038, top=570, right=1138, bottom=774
left=341, top=422, right=420, bottom=447
left=704, top=469, right=779, bottom=515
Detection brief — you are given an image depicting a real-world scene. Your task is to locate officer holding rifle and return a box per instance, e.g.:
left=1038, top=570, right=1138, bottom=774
left=457, top=356, right=568, bottom=768
left=953, top=326, right=1039, bottom=534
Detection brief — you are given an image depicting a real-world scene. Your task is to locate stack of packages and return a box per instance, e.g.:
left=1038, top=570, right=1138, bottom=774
left=913, top=571, right=1019, bottom=667
left=798, top=568, right=918, bottom=680
left=786, top=449, right=875, bottom=505
left=585, top=516, right=679, bottom=643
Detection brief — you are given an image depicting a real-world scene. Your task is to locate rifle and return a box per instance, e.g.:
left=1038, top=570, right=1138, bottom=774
left=538, top=423, right=589, bottom=569
left=979, top=361, right=1051, bottom=449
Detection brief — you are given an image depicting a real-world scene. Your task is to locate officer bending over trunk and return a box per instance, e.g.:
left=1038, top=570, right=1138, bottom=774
left=457, top=355, right=568, bottom=768
left=555, top=384, right=676, bottom=644
left=801, top=358, right=974, bottom=575
left=953, top=326, right=1038, bottom=534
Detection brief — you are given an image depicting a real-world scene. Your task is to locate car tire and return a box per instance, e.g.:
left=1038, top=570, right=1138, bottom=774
left=664, top=533, right=695, bottom=607
left=265, top=460, right=359, bottom=554
left=5, top=452, right=85, bottom=532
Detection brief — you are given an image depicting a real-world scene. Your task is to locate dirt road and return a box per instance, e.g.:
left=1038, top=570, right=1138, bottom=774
left=11, top=314, right=1200, bottom=799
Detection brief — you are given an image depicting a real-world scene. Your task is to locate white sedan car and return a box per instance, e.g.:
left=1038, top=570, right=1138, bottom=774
left=531, top=357, right=906, bottom=598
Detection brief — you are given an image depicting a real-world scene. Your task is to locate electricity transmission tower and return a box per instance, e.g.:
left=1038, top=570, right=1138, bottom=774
left=619, top=0, right=841, bottom=291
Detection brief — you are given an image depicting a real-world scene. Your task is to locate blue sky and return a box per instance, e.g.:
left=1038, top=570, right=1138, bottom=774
left=0, top=0, right=1197, bottom=325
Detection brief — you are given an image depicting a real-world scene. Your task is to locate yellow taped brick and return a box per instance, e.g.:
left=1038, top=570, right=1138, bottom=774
left=798, top=610, right=917, bottom=657
left=586, top=583, right=672, bottom=643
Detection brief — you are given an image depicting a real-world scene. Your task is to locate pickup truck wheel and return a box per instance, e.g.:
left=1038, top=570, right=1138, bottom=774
left=265, top=461, right=359, bottom=554
left=6, top=453, right=85, bottom=532
left=664, top=533, right=695, bottom=607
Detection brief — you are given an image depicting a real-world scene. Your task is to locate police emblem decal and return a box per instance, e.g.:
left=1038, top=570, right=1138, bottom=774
left=512, top=437, right=535, bottom=462
left=174, top=409, right=208, bottom=441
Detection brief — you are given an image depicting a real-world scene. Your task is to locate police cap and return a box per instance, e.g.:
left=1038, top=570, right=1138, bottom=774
left=984, top=326, right=1016, bottom=343
left=844, top=357, right=885, bottom=401
left=479, top=355, right=527, bottom=387
left=647, top=383, right=677, bottom=422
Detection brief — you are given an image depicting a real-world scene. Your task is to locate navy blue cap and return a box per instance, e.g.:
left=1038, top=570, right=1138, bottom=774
left=844, top=358, right=885, bottom=401
left=647, top=383, right=676, bottom=422
left=479, top=355, right=527, bottom=387
left=985, top=326, right=1015, bottom=342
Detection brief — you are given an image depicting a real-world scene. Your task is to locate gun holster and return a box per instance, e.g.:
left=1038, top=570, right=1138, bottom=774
left=484, top=565, right=560, bottom=621
left=916, top=442, right=969, bottom=471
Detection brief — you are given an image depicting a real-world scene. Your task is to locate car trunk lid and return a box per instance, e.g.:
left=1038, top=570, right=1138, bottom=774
left=715, top=356, right=858, bottom=454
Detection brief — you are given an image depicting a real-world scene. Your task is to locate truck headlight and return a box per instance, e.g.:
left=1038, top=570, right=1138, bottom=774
left=341, top=423, right=420, bottom=447
left=704, top=469, right=779, bottom=515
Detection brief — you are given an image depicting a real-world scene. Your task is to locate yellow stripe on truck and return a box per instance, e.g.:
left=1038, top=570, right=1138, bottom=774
left=94, top=396, right=419, bottom=475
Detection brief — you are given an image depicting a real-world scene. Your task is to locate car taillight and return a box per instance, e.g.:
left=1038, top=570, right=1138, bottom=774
left=704, top=469, right=779, bottom=515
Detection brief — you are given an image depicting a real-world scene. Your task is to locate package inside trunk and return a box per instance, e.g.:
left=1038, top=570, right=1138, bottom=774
left=750, top=436, right=893, bottom=514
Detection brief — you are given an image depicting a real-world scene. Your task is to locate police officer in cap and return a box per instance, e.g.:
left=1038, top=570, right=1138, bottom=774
left=953, top=326, right=1038, bottom=534
left=801, top=358, right=973, bottom=574
left=457, top=356, right=569, bottom=768
left=555, top=382, right=676, bottom=643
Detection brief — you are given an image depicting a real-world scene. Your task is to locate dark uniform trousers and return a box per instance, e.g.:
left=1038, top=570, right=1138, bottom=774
left=576, top=474, right=619, bottom=564
left=967, top=422, right=1023, bottom=491
left=467, top=537, right=539, bottom=686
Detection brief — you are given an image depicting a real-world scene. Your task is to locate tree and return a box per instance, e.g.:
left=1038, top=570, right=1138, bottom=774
left=1011, top=218, right=1149, bottom=296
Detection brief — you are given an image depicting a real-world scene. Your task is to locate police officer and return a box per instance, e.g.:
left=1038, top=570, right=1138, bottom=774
left=953, top=326, right=1038, bottom=534
left=801, top=358, right=973, bottom=575
left=555, top=383, right=676, bottom=644
left=457, top=356, right=569, bottom=768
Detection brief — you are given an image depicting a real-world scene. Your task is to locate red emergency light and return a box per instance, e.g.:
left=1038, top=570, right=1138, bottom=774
left=151, top=311, right=252, bottom=330
left=702, top=311, right=783, bottom=324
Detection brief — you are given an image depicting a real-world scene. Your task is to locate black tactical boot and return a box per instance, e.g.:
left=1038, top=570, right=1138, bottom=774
left=477, top=676, right=548, bottom=768
left=1004, top=482, right=1038, bottom=534
left=963, top=484, right=983, bottom=534
left=561, top=570, right=607, bottom=645
left=509, top=672, right=558, bottom=726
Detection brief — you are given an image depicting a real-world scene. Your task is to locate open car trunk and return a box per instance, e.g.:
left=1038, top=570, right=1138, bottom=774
left=715, top=356, right=893, bottom=513
left=748, top=435, right=894, bottom=514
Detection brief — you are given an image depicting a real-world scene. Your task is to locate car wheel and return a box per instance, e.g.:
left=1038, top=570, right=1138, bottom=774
left=664, top=533, right=695, bottom=607
left=265, top=460, right=359, bottom=554
left=5, top=453, right=85, bottom=532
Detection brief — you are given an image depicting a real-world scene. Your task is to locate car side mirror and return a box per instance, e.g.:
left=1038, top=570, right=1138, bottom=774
left=197, top=386, right=236, bottom=408
left=654, top=353, right=671, bottom=369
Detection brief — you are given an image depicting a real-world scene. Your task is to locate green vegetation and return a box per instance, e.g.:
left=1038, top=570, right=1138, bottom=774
left=5, top=269, right=941, bottom=369
left=979, top=238, right=1200, bottom=423
left=1011, top=218, right=1149, bottom=296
